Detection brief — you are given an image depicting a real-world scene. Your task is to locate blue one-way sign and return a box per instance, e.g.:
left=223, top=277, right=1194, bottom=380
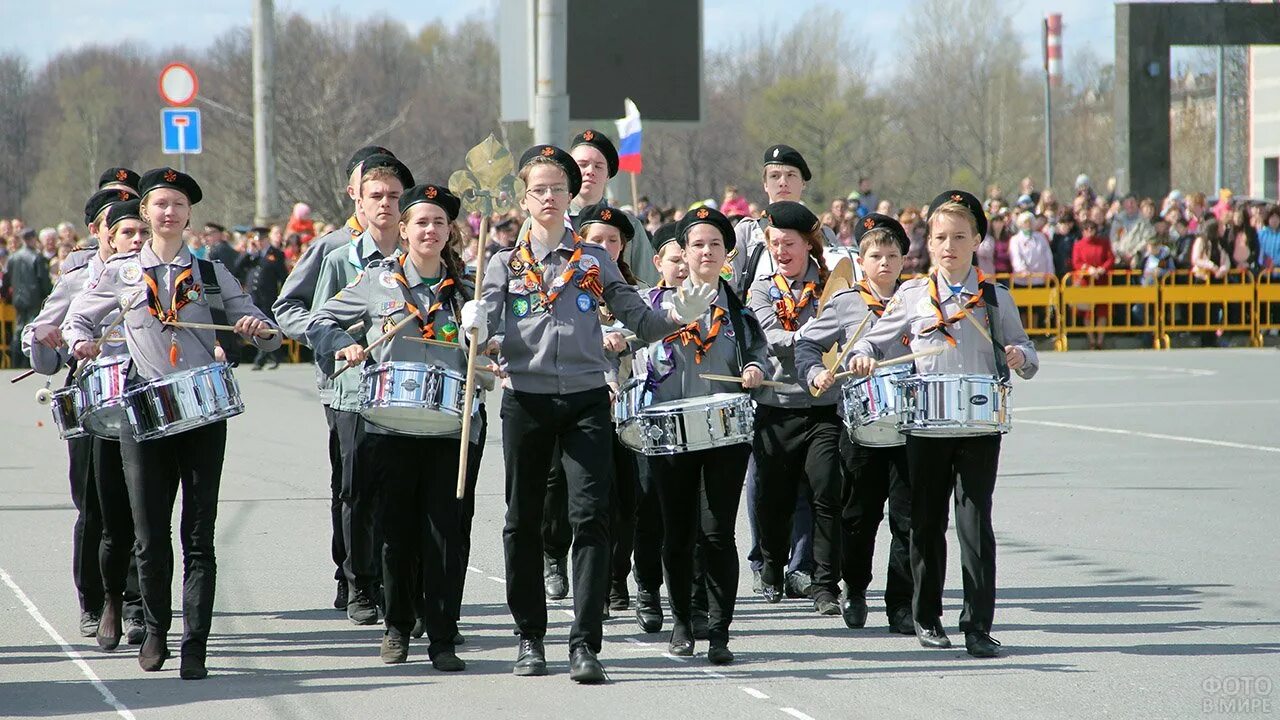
left=161, top=108, right=202, bottom=155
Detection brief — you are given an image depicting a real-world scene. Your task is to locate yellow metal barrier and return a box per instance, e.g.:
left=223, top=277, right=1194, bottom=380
left=0, top=302, right=15, bottom=369
left=993, top=272, right=1061, bottom=343
left=1159, top=269, right=1258, bottom=347
left=1255, top=270, right=1280, bottom=345
left=1059, top=270, right=1162, bottom=349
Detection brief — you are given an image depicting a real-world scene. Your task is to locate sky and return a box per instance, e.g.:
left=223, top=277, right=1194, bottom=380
left=3, top=0, right=1124, bottom=80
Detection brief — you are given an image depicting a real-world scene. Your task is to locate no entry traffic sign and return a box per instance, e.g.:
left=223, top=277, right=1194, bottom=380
left=158, top=62, right=199, bottom=107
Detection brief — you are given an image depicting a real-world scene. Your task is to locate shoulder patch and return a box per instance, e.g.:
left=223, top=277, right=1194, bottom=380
left=885, top=294, right=903, bottom=313
left=378, top=271, right=399, bottom=289
left=117, top=261, right=144, bottom=285
left=344, top=270, right=366, bottom=290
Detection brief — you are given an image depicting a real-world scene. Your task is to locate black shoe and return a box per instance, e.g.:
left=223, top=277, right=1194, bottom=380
left=79, top=610, right=100, bottom=638
left=347, top=588, right=378, bottom=625
left=915, top=621, right=952, bottom=649
left=380, top=632, right=408, bottom=664
left=544, top=555, right=568, bottom=600
left=635, top=587, right=663, bottom=633
left=452, top=631, right=466, bottom=645
left=602, top=603, right=611, bottom=620
left=333, top=578, right=348, bottom=610
left=692, top=613, right=709, bottom=640
left=125, top=618, right=146, bottom=645
left=138, top=633, right=169, bottom=671
left=761, top=585, right=783, bottom=604
left=569, top=646, right=606, bottom=684
left=965, top=631, right=1002, bottom=658
left=751, top=569, right=763, bottom=594
left=513, top=638, right=547, bottom=676
left=250, top=363, right=264, bottom=371
left=707, top=644, right=735, bottom=665
left=269, top=359, right=280, bottom=370
left=784, top=571, right=812, bottom=599
left=813, top=591, right=841, bottom=616
left=841, top=594, right=868, bottom=628
left=179, top=654, right=208, bottom=680
left=411, top=616, right=426, bottom=639
left=96, top=596, right=122, bottom=651
left=432, top=648, right=466, bottom=672
left=888, top=607, right=914, bottom=635
left=668, top=636, right=694, bottom=657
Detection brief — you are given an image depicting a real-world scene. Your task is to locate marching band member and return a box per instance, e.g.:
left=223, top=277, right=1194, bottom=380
left=21, top=182, right=140, bottom=641
left=64, top=167, right=281, bottom=679
left=273, top=145, right=397, bottom=613
left=850, top=190, right=1038, bottom=658
left=307, top=183, right=470, bottom=672
left=643, top=207, right=767, bottom=663
left=311, top=153, right=415, bottom=626
left=746, top=202, right=843, bottom=614
left=794, top=214, right=915, bottom=633
left=463, top=144, right=715, bottom=684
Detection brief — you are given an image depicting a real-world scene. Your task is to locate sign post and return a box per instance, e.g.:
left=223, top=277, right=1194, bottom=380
left=158, top=63, right=201, bottom=172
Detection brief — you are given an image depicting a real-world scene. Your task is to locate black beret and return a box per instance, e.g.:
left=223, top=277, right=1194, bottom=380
left=854, top=213, right=910, bottom=255
left=763, top=201, right=820, bottom=233
left=139, top=167, right=203, bottom=205
left=204, top=222, right=226, bottom=232
left=575, top=202, right=633, bottom=241
left=105, top=199, right=142, bottom=229
left=518, top=144, right=582, bottom=198
left=84, top=188, right=135, bottom=226
left=346, top=145, right=395, bottom=177
left=676, top=206, right=736, bottom=252
left=571, top=129, right=619, bottom=178
left=649, top=221, right=679, bottom=253
left=763, top=144, right=812, bottom=181
left=98, top=167, right=140, bottom=191
left=358, top=153, right=414, bottom=189
left=399, top=183, right=461, bottom=222
left=927, top=189, right=987, bottom=239
left=249, top=226, right=271, bottom=235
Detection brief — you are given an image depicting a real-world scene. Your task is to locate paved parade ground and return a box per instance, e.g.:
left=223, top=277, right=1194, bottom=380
left=1, top=349, right=1277, bottom=720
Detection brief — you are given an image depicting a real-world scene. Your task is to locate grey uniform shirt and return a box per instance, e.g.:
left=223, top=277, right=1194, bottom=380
left=729, top=217, right=837, bottom=298
left=852, top=270, right=1039, bottom=380
left=480, top=227, right=681, bottom=395
left=641, top=281, right=768, bottom=405
left=747, top=260, right=838, bottom=408
left=21, top=251, right=111, bottom=375
left=307, top=256, right=481, bottom=441
left=63, top=244, right=281, bottom=381
left=273, top=219, right=361, bottom=342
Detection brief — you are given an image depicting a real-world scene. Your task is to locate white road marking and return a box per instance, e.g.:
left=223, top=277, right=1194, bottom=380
left=1031, top=374, right=1184, bottom=383
left=561, top=609, right=575, bottom=618
left=780, top=708, right=819, bottom=720
left=1020, top=399, right=1280, bottom=412
left=743, top=687, right=770, bottom=699
left=0, top=566, right=137, bottom=720
left=700, top=668, right=725, bottom=679
left=1050, top=359, right=1216, bottom=376
left=1021, top=419, right=1280, bottom=454
left=466, top=566, right=483, bottom=574
left=486, top=576, right=506, bottom=583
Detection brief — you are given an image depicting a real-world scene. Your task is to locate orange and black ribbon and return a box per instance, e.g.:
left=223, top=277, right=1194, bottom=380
left=662, top=306, right=727, bottom=364
left=393, top=255, right=458, bottom=341
left=143, top=267, right=198, bottom=366
left=514, top=235, right=585, bottom=307
left=771, top=274, right=816, bottom=331
left=921, top=270, right=987, bottom=346
left=855, top=280, right=888, bottom=318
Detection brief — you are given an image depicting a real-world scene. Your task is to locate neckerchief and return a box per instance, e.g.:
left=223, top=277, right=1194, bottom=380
left=144, top=266, right=199, bottom=366
left=921, top=270, right=987, bottom=346
left=513, top=231, right=586, bottom=307
left=771, top=273, right=816, bottom=331
left=855, top=280, right=888, bottom=318
left=661, top=305, right=727, bottom=365
left=393, top=255, right=458, bottom=342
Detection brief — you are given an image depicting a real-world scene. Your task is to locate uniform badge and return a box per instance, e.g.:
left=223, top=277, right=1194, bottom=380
left=579, top=255, right=599, bottom=271
left=512, top=296, right=530, bottom=318
left=523, top=276, right=539, bottom=292
left=885, top=295, right=902, bottom=314
left=509, top=257, right=526, bottom=273
left=440, top=322, right=459, bottom=342
left=379, top=272, right=398, bottom=289
left=186, top=284, right=203, bottom=302
left=508, top=279, right=528, bottom=295
left=576, top=292, right=594, bottom=313
left=769, top=286, right=784, bottom=301
left=382, top=316, right=398, bottom=334
left=380, top=300, right=403, bottom=314
left=916, top=297, right=934, bottom=315
left=118, top=261, right=143, bottom=285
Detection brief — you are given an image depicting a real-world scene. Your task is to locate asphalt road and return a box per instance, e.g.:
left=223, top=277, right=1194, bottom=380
left=1, top=349, right=1277, bottom=720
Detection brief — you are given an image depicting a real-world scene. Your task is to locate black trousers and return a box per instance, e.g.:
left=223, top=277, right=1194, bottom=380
left=93, top=437, right=144, bottom=621
left=501, top=387, right=612, bottom=653
left=332, top=408, right=381, bottom=591
left=323, top=406, right=346, bottom=583
left=120, top=420, right=226, bottom=657
left=753, top=404, right=843, bottom=596
left=541, top=441, right=571, bottom=560
left=448, top=406, right=487, bottom=624
left=68, top=435, right=103, bottom=615
left=838, top=433, right=911, bottom=616
left=649, top=443, right=750, bottom=645
left=905, top=434, right=1001, bottom=633
left=632, top=447, right=664, bottom=592
left=363, top=433, right=460, bottom=655
left=745, top=454, right=814, bottom=575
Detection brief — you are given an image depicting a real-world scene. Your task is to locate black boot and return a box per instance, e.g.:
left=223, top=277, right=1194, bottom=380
left=544, top=555, right=568, bottom=600
left=96, top=595, right=122, bottom=651
left=138, top=633, right=169, bottom=671
left=635, top=586, right=663, bottom=633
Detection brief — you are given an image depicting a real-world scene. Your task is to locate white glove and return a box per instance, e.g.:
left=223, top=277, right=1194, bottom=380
left=460, top=300, right=489, bottom=345
left=669, top=282, right=718, bottom=324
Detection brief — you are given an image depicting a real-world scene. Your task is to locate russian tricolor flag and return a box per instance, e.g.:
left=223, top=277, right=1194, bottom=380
left=615, top=98, right=642, bottom=174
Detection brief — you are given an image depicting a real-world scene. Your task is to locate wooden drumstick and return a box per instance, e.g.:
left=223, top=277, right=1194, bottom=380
left=163, top=320, right=280, bottom=337
left=699, top=373, right=788, bottom=389
left=329, top=314, right=418, bottom=380
left=401, top=336, right=497, bottom=375
left=74, top=288, right=144, bottom=379
left=961, top=311, right=993, bottom=343
left=810, top=312, right=872, bottom=397
left=830, top=346, right=946, bottom=381
left=10, top=368, right=38, bottom=383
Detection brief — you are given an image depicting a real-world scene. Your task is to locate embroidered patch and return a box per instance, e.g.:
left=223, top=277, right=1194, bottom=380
left=769, top=286, right=784, bottom=300
left=118, top=262, right=143, bottom=285
left=885, top=295, right=902, bottom=314
left=576, top=292, right=594, bottom=313
left=508, top=279, right=528, bottom=295
left=382, top=316, right=397, bottom=334
left=512, top=296, right=530, bottom=318
left=378, top=272, right=398, bottom=289
left=578, top=255, right=599, bottom=271
left=380, top=300, right=404, bottom=314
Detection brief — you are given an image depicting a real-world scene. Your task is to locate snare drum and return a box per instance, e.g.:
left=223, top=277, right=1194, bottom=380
left=50, top=385, right=88, bottom=440
left=896, top=374, right=1011, bottom=437
left=612, top=382, right=648, bottom=426
left=124, top=363, right=245, bottom=440
left=618, top=392, right=754, bottom=456
left=359, top=361, right=474, bottom=436
left=841, top=364, right=911, bottom=447
left=80, top=355, right=132, bottom=438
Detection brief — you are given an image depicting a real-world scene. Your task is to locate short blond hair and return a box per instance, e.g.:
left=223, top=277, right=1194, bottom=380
left=928, top=201, right=980, bottom=236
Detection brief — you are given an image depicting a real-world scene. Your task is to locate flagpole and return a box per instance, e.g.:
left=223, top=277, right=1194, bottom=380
left=629, top=171, right=638, bottom=211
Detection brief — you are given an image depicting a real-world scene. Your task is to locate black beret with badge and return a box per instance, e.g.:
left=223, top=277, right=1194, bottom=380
left=575, top=202, right=633, bottom=241
left=346, top=144, right=395, bottom=176
left=358, top=153, right=414, bottom=189
left=105, top=199, right=142, bottom=229
left=927, top=189, right=988, bottom=239
left=763, top=200, right=820, bottom=233
left=649, top=221, right=679, bottom=253
left=762, top=144, right=812, bottom=182
left=676, top=206, right=736, bottom=252
left=84, top=187, right=136, bottom=226
left=139, top=167, right=203, bottom=205
left=98, top=167, right=140, bottom=191
left=399, top=183, right=462, bottom=222
left=518, top=144, right=583, bottom=198
left=571, top=129, right=619, bottom=178
left=854, top=212, right=910, bottom=255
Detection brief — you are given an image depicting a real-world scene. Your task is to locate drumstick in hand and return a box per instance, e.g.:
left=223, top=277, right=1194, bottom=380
left=75, top=288, right=144, bottom=379
left=810, top=312, right=873, bottom=397
left=961, top=311, right=993, bottom=343
left=163, top=320, right=280, bottom=337
left=401, top=337, right=497, bottom=375
left=329, top=314, right=418, bottom=380
left=830, top=346, right=947, bottom=381
left=699, top=373, right=788, bottom=389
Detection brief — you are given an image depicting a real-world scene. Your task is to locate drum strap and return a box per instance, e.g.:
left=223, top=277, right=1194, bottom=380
left=720, top=278, right=751, bottom=371
left=736, top=241, right=767, bottom=300
left=980, top=282, right=1010, bottom=382
left=196, top=259, right=242, bottom=366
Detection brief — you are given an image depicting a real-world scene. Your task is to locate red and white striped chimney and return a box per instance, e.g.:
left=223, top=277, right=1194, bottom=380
left=1045, top=13, right=1063, bottom=87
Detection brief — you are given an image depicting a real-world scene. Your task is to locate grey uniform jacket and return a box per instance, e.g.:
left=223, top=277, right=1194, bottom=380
left=480, top=228, right=681, bottom=395
left=63, top=244, right=281, bottom=381
left=640, top=281, right=768, bottom=405
left=521, top=207, right=659, bottom=287
left=747, top=260, right=839, bottom=409
left=21, top=251, right=113, bottom=375
left=852, top=270, right=1039, bottom=380
left=729, top=217, right=837, bottom=298
left=307, top=256, right=480, bottom=441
